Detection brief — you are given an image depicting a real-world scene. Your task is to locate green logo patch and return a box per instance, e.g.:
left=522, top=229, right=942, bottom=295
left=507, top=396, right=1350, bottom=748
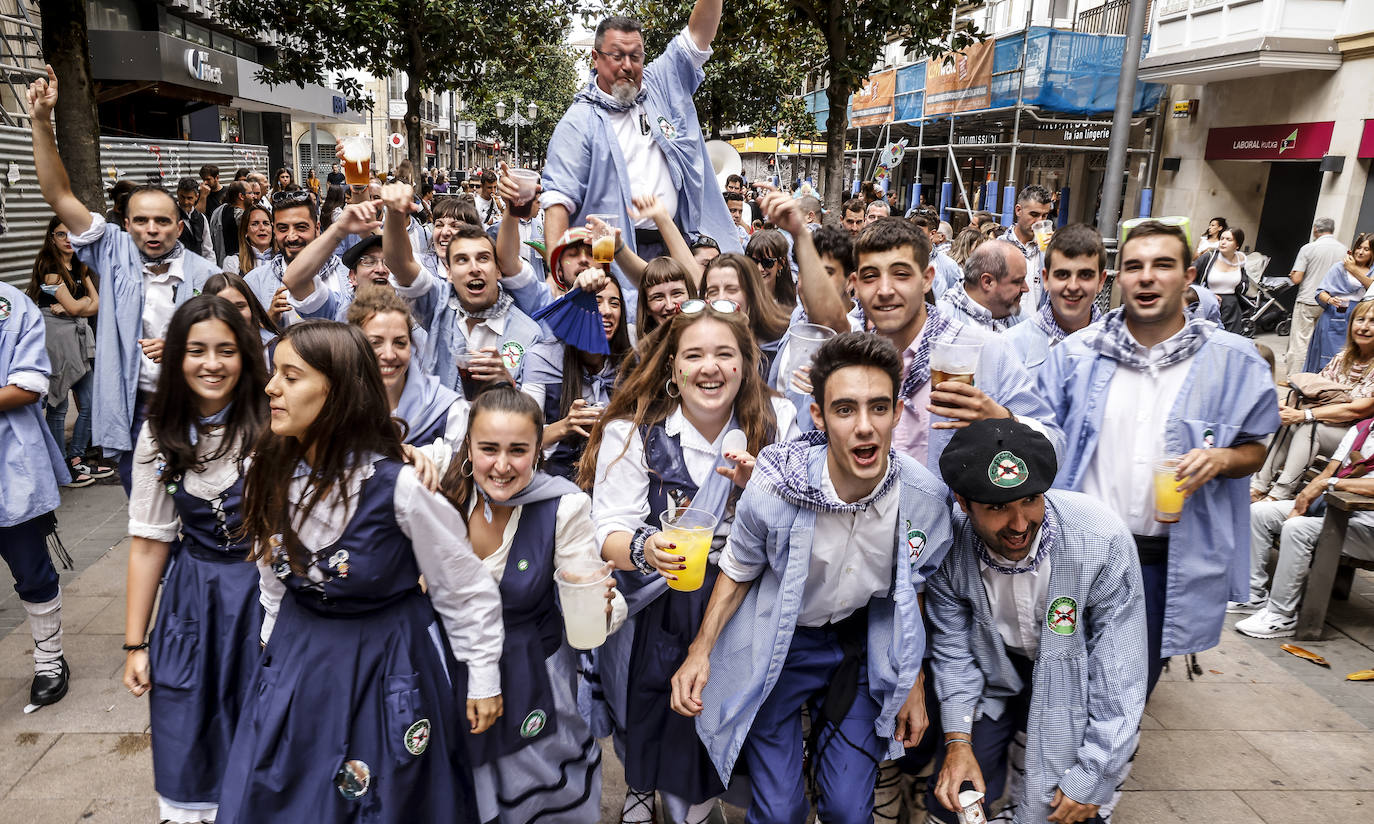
left=1047, top=596, right=1078, bottom=635
left=988, top=450, right=1029, bottom=488
left=520, top=709, right=547, bottom=738
left=404, top=718, right=430, bottom=755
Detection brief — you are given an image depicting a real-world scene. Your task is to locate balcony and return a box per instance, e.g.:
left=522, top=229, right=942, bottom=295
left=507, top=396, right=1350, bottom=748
left=1138, top=0, right=1347, bottom=84
left=1077, top=0, right=1153, bottom=35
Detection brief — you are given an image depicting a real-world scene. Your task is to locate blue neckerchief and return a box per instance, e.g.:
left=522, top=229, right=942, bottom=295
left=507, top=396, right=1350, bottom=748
left=473, top=470, right=581, bottom=523
left=1035, top=300, right=1102, bottom=346
left=944, top=281, right=1017, bottom=332
left=755, top=430, right=900, bottom=514
left=1087, top=307, right=1213, bottom=377
left=189, top=403, right=232, bottom=447
left=138, top=240, right=185, bottom=267
left=898, top=304, right=955, bottom=400
left=974, top=503, right=1057, bottom=575
left=573, top=73, right=648, bottom=113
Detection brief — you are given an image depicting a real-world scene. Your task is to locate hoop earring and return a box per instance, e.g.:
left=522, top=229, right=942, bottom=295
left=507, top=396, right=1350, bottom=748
left=665, top=377, right=680, bottom=399
left=460, top=458, right=473, bottom=478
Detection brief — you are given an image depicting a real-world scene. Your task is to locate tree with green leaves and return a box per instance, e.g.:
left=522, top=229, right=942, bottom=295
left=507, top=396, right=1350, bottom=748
left=464, top=46, right=580, bottom=167
left=215, top=0, right=575, bottom=174
left=596, top=0, right=818, bottom=142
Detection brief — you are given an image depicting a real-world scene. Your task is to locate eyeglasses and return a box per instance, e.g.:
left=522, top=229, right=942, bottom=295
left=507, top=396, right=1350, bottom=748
left=594, top=49, right=645, bottom=65
left=750, top=256, right=779, bottom=269
left=271, top=190, right=313, bottom=207
left=52, top=231, right=69, bottom=240
left=678, top=298, right=739, bottom=316
left=356, top=255, right=384, bottom=268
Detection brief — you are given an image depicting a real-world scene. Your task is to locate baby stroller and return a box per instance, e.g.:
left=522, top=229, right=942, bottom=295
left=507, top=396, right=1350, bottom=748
left=1237, top=253, right=1295, bottom=338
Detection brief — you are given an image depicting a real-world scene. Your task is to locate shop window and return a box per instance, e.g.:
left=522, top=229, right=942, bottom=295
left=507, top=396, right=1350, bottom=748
left=235, top=41, right=259, bottom=62
left=87, top=0, right=139, bottom=31
left=184, top=21, right=211, bottom=47
left=242, top=111, right=263, bottom=145
left=213, top=32, right=236, bottom=54
left=158, top=8, right=183, bottom=38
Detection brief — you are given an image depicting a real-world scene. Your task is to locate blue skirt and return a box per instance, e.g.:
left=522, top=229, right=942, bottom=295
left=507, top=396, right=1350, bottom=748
left=148, top=545, right=263, bottom=806
left=1304, top=303, right=1350, bottom=374
left=216, top=591, right=476, bottom=823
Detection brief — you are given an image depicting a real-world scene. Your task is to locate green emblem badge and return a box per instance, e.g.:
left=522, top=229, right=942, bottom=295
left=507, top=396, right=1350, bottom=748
left=1203, top=428, right=1216, bottom=448
left=657, top=116, right=677, bottom=140
left=499, top=340, right=526, bottom=371
left=404, top=718, right=431, bottom=755
left=520, top=709, right=547, bottom=738
left=517, top=559, right=529, bottom=572
left=988, top=450, right=1029, bottom=488
left=0, top=296, right=11, bottom=322
left=1047, top=596, right=1078, bottom=635
left=905, top=519, right=927, bottom=566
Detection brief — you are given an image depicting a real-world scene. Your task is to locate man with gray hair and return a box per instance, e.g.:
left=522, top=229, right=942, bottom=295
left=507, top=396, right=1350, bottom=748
left=865, top=197, right=891, bottom=225
left=1285, top=217, right=1347, bottom=374
left=937, top=239, right=1029, bottom=332
left=1002, top=185, right=1054, bottom=315
left=541, top=0, right=737, bottom=324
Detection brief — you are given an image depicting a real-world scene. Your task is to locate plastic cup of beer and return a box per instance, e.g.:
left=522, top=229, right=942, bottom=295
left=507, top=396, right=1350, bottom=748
left=554, top=559, right=612, bottom=650
left=508, top=168, right=540, bottom=218
left=1032, top=219, right=1054, bottom=252
left=659, top=507, right=718, bottom=592
left=588, top=214, right=619, bottom=264
left=341, top=136, right=372, bottom=186
left=930, top=341, right=982, bottom=387
left=776, top=323, right=835, bottom=393
left=1153, top=457, right=1188, bottom=523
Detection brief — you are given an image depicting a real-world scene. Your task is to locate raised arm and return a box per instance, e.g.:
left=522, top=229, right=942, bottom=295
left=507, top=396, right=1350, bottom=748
left=687, top=0, right=722, bottom=50
left=493, top=164, right=525, bottom=278
left=27, top=65, right=92, bottom=235
left=762, top=192, right=847, bottom=332
left=284, top=202, right=381, bottom=300
left=629, top=194, right=697, bottom=286
left=544, top=203, right=570, bottom=264
left=380, top=183, right=422, bottom=286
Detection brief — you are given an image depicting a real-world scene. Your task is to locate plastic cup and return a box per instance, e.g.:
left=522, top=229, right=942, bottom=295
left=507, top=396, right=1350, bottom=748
left=659, top=507, right=718, bottom=592
left=1153, top=457, right=1188, bottom=523
left=554, top=559, right=611, bottom=650
left=341, top=136, right=372, bottom=186
left=1032, top=219, right=1054, bottom=253
left=931, top=341, right=982, bottom=387
left=508, top=168, right=540, bottom=218
left=588, top=214, right=619, bottom=263
left=956, top=788, right=987, bottom=824
left=776, top=323, right=835, bottom=393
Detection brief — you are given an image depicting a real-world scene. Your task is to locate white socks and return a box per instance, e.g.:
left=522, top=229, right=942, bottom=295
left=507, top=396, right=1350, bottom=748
left=683, top=799, right=717, bottom=824
left=621, top=789, right=655, bottom=824
left=23, top=593, right=63, bottom=677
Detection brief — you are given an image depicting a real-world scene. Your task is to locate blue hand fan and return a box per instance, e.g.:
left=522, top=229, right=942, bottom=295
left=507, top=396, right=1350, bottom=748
left=532, top=287, right=611, bottom=355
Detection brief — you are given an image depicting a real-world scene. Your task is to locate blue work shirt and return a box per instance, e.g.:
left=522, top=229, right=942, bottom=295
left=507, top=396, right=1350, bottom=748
left=0, top=283, right=70, bottom=525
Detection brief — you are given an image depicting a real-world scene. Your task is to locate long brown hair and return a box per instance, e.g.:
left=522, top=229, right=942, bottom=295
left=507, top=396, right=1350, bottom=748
left=205, top=272, right=282, bottom=339
left=700, top=253, right=790, bottom=344
left=235, top=205, right=273, bottom=276
left=241, top=321, right=404, bottom=572
left=27, top=215, right=92, bottom=301
left=575, top=308, right=778, bottom=489
left=438, top=385, right=546, bottom=523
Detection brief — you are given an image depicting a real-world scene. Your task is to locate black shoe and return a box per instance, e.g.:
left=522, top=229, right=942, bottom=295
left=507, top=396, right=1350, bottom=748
left=29, top=657, right=69, bottom=706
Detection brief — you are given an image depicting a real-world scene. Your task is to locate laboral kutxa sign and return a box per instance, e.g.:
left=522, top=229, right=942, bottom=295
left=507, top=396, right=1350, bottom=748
left=1204, top=121, right=1334, bottom=161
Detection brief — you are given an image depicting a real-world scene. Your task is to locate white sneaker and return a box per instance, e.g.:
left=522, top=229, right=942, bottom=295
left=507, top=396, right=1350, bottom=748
left=1227, top=598, right=1266, bottom=614
left=1235, top=608, right=1297, bottom=638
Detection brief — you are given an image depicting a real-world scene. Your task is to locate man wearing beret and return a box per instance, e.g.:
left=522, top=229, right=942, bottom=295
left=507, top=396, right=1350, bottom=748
left=669, top=332, right=954, bottom=824
left=926, top=418, right=1147, bottom=824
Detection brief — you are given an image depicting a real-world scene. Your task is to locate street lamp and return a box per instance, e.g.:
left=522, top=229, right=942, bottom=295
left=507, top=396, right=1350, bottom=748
left=495, top=99, right=539, bottom=166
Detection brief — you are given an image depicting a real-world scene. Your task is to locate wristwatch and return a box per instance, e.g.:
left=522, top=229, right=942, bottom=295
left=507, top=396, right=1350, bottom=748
left=629, top=526, right=659, bottom=575
left=1326, top=477, right=1340, bottom=491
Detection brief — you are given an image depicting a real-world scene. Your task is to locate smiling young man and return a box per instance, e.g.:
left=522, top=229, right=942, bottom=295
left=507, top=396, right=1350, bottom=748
left=936, top=240, right=1029, bottom=332
left=926, top=418, right=1146, bottom=824
left=670, top=332, right=953, bottom=824
left=245, top=190, right=350, bottom=325
left=1004, top=224, right=1107, bottom=371
left=847, top=217, right=1061, bottom=478
left=1036, top=220, right=1280, bottom=698
left=28, top=66, right=220, bottom=492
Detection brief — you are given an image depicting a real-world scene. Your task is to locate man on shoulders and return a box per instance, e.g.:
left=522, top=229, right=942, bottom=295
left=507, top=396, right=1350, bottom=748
left=1004, top=224, right=1106, bottom=371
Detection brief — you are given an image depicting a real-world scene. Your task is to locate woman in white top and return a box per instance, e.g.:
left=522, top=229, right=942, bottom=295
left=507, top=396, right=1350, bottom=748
left=123, top=295, right=268, bottom=824
left=1194, top=216, right=1227, bottom=259
left=432, top=384, right=626, bottom=823
left=580, top=300, right=799, bottom=824
left=222, top=204, right=274, bottom=278
left=1194, top=226, right=1248, bottom=333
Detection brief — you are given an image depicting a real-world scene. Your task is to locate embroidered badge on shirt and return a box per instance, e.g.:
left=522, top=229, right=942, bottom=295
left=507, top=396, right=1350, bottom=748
left=517, top=559, right=529, bottom=572
left=335, top=758, right=371, bottom=799
left=989, top=450, right=1029, bottom=488
left=1047, top=596, right=1078, bottom=635
left=520, top=709, right=547, bottom=738
left=906, top=519, right=927, bottom=568
left=404, top=718, right=431, bottom=755
left=657, top=116, right=677, bottom=140
left=499, top=340, right=525, bottom=371
left=328, top=549, right=351, bottom=578
left=0, top=296, right=10, bottom=322
left=1203, top=428, right=1216, bottom=448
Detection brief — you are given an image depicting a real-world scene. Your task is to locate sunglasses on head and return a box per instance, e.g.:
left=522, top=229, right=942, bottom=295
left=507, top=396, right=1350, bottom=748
left=678, top=298, right=740, bottom=316
left=271, top=190, right=313, bottom=207
left=690, top=235, right=720, bottom=251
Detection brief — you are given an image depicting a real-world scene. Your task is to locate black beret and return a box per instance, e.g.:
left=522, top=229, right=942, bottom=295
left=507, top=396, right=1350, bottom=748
left=939, top=418, right=1057, bottom=504
left=341, top=234, right=384, bottom=270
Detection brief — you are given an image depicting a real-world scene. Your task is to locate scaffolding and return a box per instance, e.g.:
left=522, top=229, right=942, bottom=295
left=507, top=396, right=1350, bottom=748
left=0, top=0, right=45, bottom=126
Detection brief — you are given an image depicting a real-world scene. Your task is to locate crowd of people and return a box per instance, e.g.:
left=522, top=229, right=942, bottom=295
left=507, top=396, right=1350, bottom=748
left=1, top=2, right=1371, bottom=823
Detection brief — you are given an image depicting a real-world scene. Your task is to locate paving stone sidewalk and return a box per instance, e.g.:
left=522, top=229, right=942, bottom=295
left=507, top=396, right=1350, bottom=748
left=0, top=484, right=1370, bottom=823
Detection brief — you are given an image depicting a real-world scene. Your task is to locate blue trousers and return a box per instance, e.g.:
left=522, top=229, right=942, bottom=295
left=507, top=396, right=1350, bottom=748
left=740, top=624, right=887, bottom=824
left=45, top=371, right=93, bottom=462
left=0, top=516, right=61, bottom=603
left=1140, top=561, right=1168, bottom=698
left=116, top=392, right=151, bottom=495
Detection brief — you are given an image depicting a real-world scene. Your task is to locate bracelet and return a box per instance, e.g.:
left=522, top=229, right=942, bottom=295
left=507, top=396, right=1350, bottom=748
left=629, top=526, right=660, bottom=575
left=945, top=737, right=973, bottom=748
left=122, top=642, right=149, bottom=652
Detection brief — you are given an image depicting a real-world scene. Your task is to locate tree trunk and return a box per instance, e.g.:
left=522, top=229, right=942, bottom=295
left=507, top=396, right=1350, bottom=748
left=404, top=70, right=424, bottom=177
left=821, top=77, right=851, bottom=216
left=39, top=0, right=103, bottom=212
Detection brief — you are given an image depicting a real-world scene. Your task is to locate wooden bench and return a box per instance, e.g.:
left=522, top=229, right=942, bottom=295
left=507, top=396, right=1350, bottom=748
left=1296, top=489, right=1374, bottom=640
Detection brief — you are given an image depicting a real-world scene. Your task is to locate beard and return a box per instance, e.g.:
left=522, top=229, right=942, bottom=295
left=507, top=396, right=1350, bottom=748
left=611, top=78, right=640, bottom=105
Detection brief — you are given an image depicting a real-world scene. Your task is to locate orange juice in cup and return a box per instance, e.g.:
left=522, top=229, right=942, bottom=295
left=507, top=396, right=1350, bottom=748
left=1152, top=457, right=1189, bottom=523
left=1032, top=219, right=1054, bottom=253
left=659, top=507, right=717, bottom=592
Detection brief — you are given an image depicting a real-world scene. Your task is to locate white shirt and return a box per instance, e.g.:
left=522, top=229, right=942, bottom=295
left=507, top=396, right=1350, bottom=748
left=456, top=296, right=513, bottom=355
left=978, top=530, right=1051, bottom=658
left=255, top=459, right=505, bottom=699
left=473, top=195, right=502, bottom=227
left=466, top=491, right=628, bottom=635
left=128, top=423, right=240, bottom=542
left=590, top=399, right=799, bottom=549
left=139, top=255, right=187, bottom=392
left=1080, top=340, right=1191, bottom=537
left=720, top=459, right=899, bottom=628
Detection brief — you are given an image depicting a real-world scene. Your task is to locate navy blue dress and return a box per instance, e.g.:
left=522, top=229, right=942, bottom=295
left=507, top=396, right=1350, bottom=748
left=148, top=463, right=262, bottom=808
left=216, top=459, right=477, bottom=823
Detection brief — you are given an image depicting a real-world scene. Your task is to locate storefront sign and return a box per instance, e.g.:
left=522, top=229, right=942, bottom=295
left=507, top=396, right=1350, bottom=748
left=424, top=137, right=438, bottom=156
left=954, top=133, right=999, bottom=146
left=925, top=39, right=994, bottom=116
left=850, top=70, right=895, bottom=128
left=184, top=48, right=225, bottom=85
left=1205, top=121, right=1334, bottom=161
left=1360, top=120, right=1374, bottom=159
